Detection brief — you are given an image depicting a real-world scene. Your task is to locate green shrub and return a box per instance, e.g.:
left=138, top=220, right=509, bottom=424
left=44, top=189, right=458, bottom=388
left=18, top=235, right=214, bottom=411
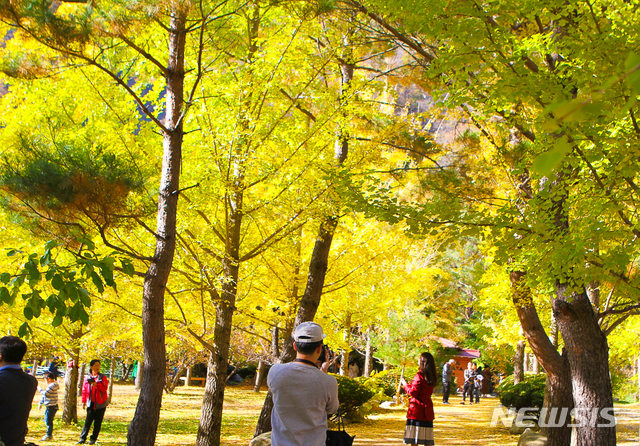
left=333, top=374, right=375, bottom=418
left=497, top=373, right=545, bottom=411
left=610, top=366, right=637, bottom=402
left=357, top=370, right=396, bottom=398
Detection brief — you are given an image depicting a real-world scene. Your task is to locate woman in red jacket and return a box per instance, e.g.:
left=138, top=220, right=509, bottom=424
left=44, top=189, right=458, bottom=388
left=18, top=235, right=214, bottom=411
left=400, top=352, right=437, bottom=445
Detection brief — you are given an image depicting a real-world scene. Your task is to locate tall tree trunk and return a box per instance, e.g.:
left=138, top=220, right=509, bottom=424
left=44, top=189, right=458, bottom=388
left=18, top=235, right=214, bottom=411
left=545, top=172, right=616, bottom=446
left=121, top=362, right=134, bottom=382
left=364, top=326, right=373, bottom=377
left=553, top=285, right=615, bottom=446
left=510, top=270, right=572, bottom=446
left=340, top=313, right=352, bottom=376
left=196, top=6, right=256, bottom=440
left=587, top=280, right=600, bottom=308
left=254, top=49, right=355, bottom=437
left=550, top=312, right=559, bottom=348
left=185, top=366, right=191, bottom=387
left=127, top=9, right=186, bottom=446
left=271, top=326, right=279, bottom=358
left=166, top=365, right=186, bottom=393
left=77, top=364, right=85, bottom=397
left=135, top=361, right=144, bottom=390
left=514, top=340, right=525, bottom=385
left=254, top=361, right=266, bottom=393
left=532, top=354, right=540, bottom=374
left=108, top=356, right=116, bottom=404
left=196, top=260, right=239, bottom=446
left=62, top=347, right=80, bottom=424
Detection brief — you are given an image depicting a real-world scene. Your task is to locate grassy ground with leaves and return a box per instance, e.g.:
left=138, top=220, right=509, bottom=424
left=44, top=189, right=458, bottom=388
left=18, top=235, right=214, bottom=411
left=24, top=383, right=640, bottom=445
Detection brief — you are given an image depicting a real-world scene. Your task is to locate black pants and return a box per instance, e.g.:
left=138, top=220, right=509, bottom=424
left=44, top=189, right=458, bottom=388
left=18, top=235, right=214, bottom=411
left=80, top=404, right=106, bottom=442
left=442, top=381, right=451, bottom=402
left=462, top=383, right=474, bottom=402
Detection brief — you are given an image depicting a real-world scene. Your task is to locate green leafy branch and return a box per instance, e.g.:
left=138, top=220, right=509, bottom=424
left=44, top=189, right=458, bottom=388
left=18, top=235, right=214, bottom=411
left=534, top=52, right=640, bottom=176
left=0, top=239, right=134, bottom=337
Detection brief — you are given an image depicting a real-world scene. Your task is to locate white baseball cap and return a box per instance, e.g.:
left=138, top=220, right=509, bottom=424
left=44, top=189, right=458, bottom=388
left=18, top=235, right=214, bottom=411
left=293, top=322, right=326, bottom=343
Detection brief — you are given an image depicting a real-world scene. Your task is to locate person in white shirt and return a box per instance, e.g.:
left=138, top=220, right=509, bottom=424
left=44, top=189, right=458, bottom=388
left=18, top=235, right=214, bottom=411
left=268, top=322, right=339, bottom=446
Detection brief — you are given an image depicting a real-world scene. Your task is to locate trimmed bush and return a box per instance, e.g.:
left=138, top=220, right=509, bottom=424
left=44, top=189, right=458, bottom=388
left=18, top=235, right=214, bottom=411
left=333, top=374, right=375, bottom=418
left=497, top=373, right=545, bottom=411
left=357, top=370, right=396, bottom=398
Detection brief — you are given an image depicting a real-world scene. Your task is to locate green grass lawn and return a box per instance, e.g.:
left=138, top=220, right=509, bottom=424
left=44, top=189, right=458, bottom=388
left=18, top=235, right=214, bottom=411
left=24, top=382, right=639, bottom=445
left=26, top=382, right=265, bottom=446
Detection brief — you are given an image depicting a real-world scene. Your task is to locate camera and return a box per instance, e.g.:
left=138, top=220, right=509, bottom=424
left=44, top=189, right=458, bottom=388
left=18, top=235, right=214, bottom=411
left=318, top=345, right=329, bottom=363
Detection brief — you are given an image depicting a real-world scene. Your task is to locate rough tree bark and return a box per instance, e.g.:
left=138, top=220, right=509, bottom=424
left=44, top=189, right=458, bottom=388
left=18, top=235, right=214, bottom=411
left=254, top=48, right=355, bottom=437
left=364, top=325, right=374, bottom=377
left=62, top=347, right=80, bottom=424
left=553, top=285, right=615, bottom=446
left=196, top=258, right=240, bottom=446
left=195, top=7, right=258, bottom=445
left=121, top=362, right=134, bottom=382
left=340, top=313, right=352, bottom=376
left=127, top=9, right=186, bottom=446
left=514, top=340, right=525, bottom=385
left=166, top=365, right=187, bottom=393
left=511, top=270, right=572, bottom=446
left=108, top=356, right=116, bottom=404
left=254, top=361, right=266, bottom=393
left=532, top=355, right=540, bottom=374
left=135, top=361, right=144, bottom=390
left=77, top=364, right=85, bottom=397
left=546, top=173, right=616, bottom=446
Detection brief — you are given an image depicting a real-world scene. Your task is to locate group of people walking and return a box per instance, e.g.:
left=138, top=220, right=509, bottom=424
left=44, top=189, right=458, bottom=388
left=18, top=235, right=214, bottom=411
left=443, top=359, right=490, bottom=405
left=0, top=336, right=109, bottom=446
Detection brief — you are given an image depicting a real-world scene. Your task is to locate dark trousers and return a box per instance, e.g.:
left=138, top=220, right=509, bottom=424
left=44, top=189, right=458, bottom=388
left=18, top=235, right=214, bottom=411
left=80, top=404, right=106, bottom=442
left=44, top=405, right=58, bottom=437
left=442, top=381, right=451, bottom=402
left=462, top=382, right=474, bottom=402
left=475, top=387, right=481, bottom=403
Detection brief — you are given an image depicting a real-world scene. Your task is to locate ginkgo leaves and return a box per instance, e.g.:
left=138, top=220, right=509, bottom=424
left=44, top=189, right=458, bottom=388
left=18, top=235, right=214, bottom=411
left=0, top=239, right=134, bottom=336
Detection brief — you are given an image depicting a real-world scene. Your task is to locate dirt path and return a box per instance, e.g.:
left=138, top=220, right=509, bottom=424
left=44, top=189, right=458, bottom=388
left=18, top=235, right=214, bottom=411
left=345, top=397, right=640, bottom=446
left=346, top=397, right=517, bottom=446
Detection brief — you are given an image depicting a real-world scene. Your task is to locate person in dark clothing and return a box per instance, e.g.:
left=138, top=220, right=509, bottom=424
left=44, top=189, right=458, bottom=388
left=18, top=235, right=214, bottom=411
left=441, top=359, right=455, bottom=404
left=474, top=367, right=484, bottom=403
left=0, top=336, right=38, bottom=446
left=461, top=362, right=476, bottom=405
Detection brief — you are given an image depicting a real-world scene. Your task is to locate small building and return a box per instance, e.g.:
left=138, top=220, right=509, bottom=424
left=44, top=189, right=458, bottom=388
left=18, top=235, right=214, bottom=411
left=433, top=337, right=481, bottom=390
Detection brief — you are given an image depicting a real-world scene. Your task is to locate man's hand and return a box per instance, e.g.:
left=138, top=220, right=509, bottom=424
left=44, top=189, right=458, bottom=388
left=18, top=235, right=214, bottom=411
left=82, top=403, right=86, bottom=409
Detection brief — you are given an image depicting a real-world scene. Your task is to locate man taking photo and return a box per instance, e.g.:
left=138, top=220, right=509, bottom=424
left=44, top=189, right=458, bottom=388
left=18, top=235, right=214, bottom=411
left=268, top=322, right=339, bottom=446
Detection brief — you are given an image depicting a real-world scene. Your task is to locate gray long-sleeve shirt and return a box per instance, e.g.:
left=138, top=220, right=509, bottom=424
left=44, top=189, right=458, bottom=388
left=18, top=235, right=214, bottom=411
left=268, top=362, right=339, bottom=446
